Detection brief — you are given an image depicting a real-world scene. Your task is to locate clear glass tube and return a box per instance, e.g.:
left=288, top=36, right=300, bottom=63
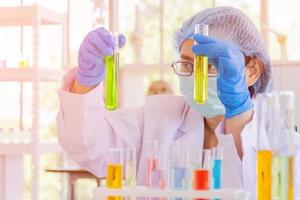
left=146, top=140, right=163, bottom=188
left=125, top=147, right=137, bottom=187
left=169, top=142, right=189, bottom=191
left=107, top=148, right=123, bottom=200
left=278, top=92, right=295, bottom=200
left=105, top=34, right=119, bottom=110
left=193, top=149, right=211, bottom=200
left=258, top=150, right=272, bottom=200
left=107, top=148, right=123, bottom=188
left=256, top=94, right=273, bottom=200
left=288, top=157, right=294, bottom=200
left=194, top=23, right=209, bottom=104
left=211, top=147, right=223, bottom=194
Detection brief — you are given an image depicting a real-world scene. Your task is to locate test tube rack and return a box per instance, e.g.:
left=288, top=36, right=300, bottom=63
left=94, top=186, right=249, bottom=200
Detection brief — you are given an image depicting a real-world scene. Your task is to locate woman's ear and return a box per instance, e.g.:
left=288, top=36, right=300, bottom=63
left=246, top=57, right=264, bottom=86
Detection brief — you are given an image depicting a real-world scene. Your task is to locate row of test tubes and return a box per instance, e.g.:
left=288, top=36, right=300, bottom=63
left=106, top=141, right=223, bottom=200
left=106, top=148, right=137, bottom=187
left=147, top=141, right=223, bottom=195
left=0, top=128, right=32, bottom=143
left=256, top=91, right=297, bottom=200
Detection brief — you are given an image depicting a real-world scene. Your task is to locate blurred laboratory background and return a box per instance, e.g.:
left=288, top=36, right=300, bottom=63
left=0, top=0, right=300, bottom=199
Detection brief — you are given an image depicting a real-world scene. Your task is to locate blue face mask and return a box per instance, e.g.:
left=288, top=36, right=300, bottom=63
left=179, top=76, right=225, bottom=118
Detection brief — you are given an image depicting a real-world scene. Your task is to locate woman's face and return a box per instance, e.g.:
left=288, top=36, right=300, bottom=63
left=179, top=39, right=263, bottom=87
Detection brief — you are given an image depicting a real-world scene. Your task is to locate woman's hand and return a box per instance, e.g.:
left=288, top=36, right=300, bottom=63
left=76, top=27, right=126, bottom=87
left=192, top=34, right=253, bottom=118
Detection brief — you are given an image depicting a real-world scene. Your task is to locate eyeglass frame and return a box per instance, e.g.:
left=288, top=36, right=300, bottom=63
left=170, top=56, right=255, bottom=77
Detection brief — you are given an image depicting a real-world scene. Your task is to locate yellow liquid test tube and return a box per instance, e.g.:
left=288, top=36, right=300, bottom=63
left=288, top=156, right=294, bottom=200
left=257, top=150, right=272, bottom=200
left=107, top=149, right=123, bottom=200
left=105, top=34, right=120, bottom=110
left=107, top=164, right=123, bottom=188
left=194, top=23, right=209, bottom=104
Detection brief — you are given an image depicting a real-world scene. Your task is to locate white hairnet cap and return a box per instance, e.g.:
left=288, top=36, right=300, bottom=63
left=173, top=6, right=272, bottom=94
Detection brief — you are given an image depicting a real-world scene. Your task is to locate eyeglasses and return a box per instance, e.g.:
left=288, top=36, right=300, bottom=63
left=171, top=57, right=255, bottom=77
left=170, top=61, right=218, bottom=77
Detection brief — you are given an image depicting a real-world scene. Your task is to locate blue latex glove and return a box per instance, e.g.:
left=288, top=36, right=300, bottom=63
left=76, top=27, right=126, bottom=86
left=192, top=34, right=253, bottom=118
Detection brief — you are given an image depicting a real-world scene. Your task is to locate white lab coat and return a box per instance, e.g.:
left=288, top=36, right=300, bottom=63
left=57, top=68, right=300, bottom=199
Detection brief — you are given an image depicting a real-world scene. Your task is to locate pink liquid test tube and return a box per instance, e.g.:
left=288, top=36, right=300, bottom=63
left=146, top=140, right=158, bottom=188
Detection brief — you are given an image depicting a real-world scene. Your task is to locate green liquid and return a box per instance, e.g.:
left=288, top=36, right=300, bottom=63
left=272, top=155, right=280, bottom=200
left=105, top=53, right=119, bottom=110
left=279, top=156, right=289, bottom=200
left=272, top=155, right=291, bottom=200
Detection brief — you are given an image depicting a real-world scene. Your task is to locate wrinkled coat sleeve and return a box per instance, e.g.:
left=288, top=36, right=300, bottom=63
left=57, top=68, right=144, bottom=177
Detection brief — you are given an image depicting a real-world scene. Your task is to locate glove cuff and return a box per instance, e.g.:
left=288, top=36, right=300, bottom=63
left=225, top=93, right=253, bottom=119
left=76, top=70, right=104, bottom=87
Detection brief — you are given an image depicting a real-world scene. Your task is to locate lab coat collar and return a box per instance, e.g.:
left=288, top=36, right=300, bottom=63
left=178, top=103, right=204, bottom=136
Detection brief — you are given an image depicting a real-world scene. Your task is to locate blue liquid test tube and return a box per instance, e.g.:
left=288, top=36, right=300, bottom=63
left=211, top=147, right=223, bottom=200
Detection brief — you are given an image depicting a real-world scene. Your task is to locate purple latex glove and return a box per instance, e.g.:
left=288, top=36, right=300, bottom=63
left=76, top=27, right=126, bottom=86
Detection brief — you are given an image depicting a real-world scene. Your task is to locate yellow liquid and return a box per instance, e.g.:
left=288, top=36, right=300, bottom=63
left=288, top=157, right=294, bottom=200
left=257, top=150, right=272, bottom=200
left=194, top=55, right=208, bottom=104
left=107, top=164, right=122, bottom=200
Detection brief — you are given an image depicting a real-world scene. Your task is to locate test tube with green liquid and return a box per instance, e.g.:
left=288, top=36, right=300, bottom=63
left=194, top=24, right=209, bottom=104
left=105, top=34, right=120, bottom=110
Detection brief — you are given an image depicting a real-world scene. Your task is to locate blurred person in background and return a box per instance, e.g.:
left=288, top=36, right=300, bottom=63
left=147, top=80, right=174, bottom=96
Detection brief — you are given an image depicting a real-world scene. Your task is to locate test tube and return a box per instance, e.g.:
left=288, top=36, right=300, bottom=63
left=105, top=34, right=120, bottom=110
left=147, top=140, right=166, bottom=188
left=107, top=148, right=123, bottom=200
left=169, top=142, right=189, bottom=189
left=288, top=157, right=294, bottom=200
left=125, top=147, right=137, bottom=187
left=211, top=147, right=223, bottom=196
left=211, top=148, right=223, bottom=200
left=256, top=94, right=273, bottom=200
left=146, top=141, right=158, bottom=187
left=257, top=150, right=272, bottom=200
left=279, top=91, right=296, bottom=200
left=194, top=24, right=209, bottom=104
left=193, top=149, right=211, bottom=200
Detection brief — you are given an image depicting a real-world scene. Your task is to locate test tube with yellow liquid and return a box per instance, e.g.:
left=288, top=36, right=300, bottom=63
left=105, top=34, right=120, bottom=110
left=256, top=94, right=272, bottom=200
left=194, top=24, right=208, bottom=104
left=107, top=148, right=123, bottom=200
left=257, top=150, right=272, bottom=200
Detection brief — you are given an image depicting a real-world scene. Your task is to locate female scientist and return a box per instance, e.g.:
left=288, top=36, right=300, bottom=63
left=57, top=6, right=296, bottom=197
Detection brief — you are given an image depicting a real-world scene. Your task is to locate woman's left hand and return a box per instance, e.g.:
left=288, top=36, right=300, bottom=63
left=192, top=34, right=253, bottom=118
